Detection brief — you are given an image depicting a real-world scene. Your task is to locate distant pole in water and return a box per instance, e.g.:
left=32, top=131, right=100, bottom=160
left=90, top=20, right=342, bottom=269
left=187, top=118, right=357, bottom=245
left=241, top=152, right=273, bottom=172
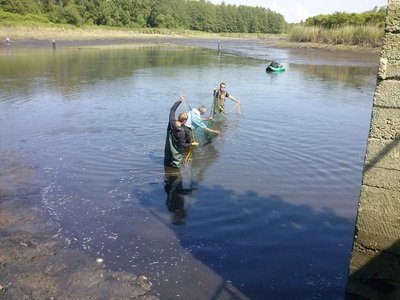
left=52, top=39, right=56, bottom=49
left=217, top=40, right=221, bottom=53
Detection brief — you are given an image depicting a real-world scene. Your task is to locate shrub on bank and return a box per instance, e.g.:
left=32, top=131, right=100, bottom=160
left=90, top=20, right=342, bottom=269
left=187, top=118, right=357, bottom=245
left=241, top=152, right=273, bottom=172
left=0, top=9, right=49, bottom=25
left=289, top=25, right=383, bottom=47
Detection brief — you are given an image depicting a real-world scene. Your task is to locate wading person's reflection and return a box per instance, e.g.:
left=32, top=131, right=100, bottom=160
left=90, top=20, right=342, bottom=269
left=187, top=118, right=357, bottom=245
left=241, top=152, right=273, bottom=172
left=189, top=143, right=219, bottom=189
left=164, top=166, right=195, bottom=225
left=163, top=143, right=219, bottom=225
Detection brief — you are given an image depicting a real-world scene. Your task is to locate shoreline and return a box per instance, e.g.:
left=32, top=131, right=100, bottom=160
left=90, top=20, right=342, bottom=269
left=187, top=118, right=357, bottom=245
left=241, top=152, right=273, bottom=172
left=0, top=154, right=158, bottom=299
left=0, top=25, right=381, bottom=54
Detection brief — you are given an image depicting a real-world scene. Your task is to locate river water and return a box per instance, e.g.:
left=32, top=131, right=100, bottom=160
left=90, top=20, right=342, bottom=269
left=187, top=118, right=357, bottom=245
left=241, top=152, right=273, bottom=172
left=0, top=41, right=379, bottom=299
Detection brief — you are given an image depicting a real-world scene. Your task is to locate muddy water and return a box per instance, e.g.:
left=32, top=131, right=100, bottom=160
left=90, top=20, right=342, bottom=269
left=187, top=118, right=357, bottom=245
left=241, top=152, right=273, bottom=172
left=0, top=42, right=379, bottom=299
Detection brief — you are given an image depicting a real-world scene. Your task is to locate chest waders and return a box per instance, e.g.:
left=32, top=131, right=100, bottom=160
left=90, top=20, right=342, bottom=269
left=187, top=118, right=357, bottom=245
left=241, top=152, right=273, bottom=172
left=164, top=130, right=183, bottom=168
left=212, top=90, right=226, bottom=119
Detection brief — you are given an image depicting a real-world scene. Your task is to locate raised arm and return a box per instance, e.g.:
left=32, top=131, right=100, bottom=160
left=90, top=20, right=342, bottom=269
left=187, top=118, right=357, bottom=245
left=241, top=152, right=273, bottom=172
left=169, top=97, right=185, bottom=123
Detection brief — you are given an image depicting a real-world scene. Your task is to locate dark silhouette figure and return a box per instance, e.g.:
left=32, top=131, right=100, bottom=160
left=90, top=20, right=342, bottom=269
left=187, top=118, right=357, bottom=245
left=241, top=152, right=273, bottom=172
left=164, top=166, right=194, bottom=225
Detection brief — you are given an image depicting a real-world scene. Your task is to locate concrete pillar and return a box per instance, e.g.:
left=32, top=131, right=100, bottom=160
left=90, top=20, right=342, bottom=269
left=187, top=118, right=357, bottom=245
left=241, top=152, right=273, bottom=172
left=346, top=0, right=400, bottom=298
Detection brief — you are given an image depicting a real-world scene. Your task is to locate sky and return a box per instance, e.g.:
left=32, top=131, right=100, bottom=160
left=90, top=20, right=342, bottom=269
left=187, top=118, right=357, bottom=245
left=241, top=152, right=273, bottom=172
left=209, top=0, right=388, bottom=23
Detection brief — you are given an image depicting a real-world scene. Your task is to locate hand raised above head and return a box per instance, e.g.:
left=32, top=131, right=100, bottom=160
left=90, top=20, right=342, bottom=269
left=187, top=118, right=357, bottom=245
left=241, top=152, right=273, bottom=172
left=179, top=95, right=185, bottom=102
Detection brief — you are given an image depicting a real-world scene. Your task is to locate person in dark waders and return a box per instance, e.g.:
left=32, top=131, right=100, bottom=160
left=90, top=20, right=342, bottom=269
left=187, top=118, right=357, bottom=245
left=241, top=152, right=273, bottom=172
left=212, top=82, right=240, bottom=118
left=164, top=96, right=199, bottom=168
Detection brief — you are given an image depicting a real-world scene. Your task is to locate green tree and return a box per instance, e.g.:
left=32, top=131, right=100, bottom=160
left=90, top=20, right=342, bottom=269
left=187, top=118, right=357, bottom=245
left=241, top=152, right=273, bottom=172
left=0, top=0, right=41, bottom=15
left=130, top=0, right=151, bottom=27
left=0, top=0, right=288, bottom=33
left=64, top=2, right=83, bottom=25
left=188, top=0, right=216, bottom=32
left=305, top=7, right=386, bottom=28
left=147, top=0, right=176, bottom=28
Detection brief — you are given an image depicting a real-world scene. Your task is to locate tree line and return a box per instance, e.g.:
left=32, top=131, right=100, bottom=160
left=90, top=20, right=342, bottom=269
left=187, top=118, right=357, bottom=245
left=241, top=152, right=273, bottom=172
left=303, top=6, right=386, bottom=28
left=0, top=0, right=287, bottom=33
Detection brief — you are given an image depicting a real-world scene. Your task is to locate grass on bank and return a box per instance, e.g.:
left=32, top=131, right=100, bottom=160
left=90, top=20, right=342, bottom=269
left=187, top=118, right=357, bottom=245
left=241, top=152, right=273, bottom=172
left=0, top=22, right=284, bottom=42
left=0, top=9, right=282, bottom=42
left=289, top=25, right=383, bottom=48
left=0, top=8, right=382, bottom=50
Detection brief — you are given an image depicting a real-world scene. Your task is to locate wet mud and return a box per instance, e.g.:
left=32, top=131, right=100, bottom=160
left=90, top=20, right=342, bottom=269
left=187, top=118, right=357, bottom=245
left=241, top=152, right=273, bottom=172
left=0, top=153, right=157, bottom=299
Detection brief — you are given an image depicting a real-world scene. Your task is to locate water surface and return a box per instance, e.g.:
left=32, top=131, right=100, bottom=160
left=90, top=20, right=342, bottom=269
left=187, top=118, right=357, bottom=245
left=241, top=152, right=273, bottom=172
left=0, top=43, right=378, bottom=299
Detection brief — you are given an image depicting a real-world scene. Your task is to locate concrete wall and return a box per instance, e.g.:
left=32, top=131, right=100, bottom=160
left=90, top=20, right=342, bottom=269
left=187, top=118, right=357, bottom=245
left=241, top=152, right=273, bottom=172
left=346, top=0, right=400, bottom=298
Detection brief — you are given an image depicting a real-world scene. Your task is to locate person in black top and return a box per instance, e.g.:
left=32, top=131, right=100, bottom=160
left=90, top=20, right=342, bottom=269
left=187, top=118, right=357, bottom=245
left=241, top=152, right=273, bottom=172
left=164, top=96, right=199, bottom=168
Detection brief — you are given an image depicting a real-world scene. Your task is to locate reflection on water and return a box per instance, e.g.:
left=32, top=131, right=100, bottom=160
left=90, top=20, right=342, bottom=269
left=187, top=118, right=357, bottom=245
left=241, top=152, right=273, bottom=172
left=192, top=39, right=380, bottom=68
left=164, top=142, right=220, bottom=225
left=190, top=142, right=220, bottom=186
left=291, top=64, right=378, bottom=88
left=0, top=44, right=379, bottom=299
left=0, top=46, right=249, bottom=98
left=164, top=166, right=192, bottom=225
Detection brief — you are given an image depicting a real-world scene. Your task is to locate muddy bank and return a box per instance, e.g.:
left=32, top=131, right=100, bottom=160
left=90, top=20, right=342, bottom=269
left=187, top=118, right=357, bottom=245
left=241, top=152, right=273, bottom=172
left=0, top=153, right=158, bottom=299
left=8, top=36, right=184, bottom=48
left=4, top=34, right=380, bottom=55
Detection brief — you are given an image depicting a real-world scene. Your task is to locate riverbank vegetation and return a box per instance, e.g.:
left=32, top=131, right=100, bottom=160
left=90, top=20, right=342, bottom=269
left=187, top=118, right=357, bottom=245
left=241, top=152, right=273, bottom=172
left=0, top=23, right=283, bottom=44
left=289, top=7, right=386, bottom=47
left=0, top=1, right=386, bottom=49
left=0, top=0, right=287, bottom=34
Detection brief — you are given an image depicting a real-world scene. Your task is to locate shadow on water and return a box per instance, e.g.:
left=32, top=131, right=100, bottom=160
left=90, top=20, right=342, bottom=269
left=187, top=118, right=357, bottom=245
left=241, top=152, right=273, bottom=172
left=134, top=146, right=356, bottom=299
left=163, top=143, right=220, bottom=225
left=141, top=175, right=354, bottom=299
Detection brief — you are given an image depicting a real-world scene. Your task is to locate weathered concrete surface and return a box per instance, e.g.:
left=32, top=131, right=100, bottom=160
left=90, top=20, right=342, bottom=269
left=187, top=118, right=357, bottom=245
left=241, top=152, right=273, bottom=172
left=374, top=80, right=400, bottom=106
left=369, top=107, right=400, bottom=139
left=364, top=138, right=400, bottom=169
left=346, top=0, right=400, bottom=298
left=385, top=0, right=400, bottom=31
left=363, top=167, right=400, bottom=190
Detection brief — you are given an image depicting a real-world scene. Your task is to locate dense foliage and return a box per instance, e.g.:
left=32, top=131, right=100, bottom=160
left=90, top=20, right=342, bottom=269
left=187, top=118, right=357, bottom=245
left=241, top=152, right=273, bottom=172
left=0, top=0, right=287, bottom=33
left=304, top=6, right=386, bottom=28
left=289, top=7, right=386, bottom=47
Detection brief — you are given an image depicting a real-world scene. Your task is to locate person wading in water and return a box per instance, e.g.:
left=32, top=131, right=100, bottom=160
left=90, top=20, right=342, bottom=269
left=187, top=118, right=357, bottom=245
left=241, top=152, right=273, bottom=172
left=164, top=96, right=199, bottom=168
left=185, top=104, right=221, bottom=141
left=212, top=82, right=240, bottom=118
